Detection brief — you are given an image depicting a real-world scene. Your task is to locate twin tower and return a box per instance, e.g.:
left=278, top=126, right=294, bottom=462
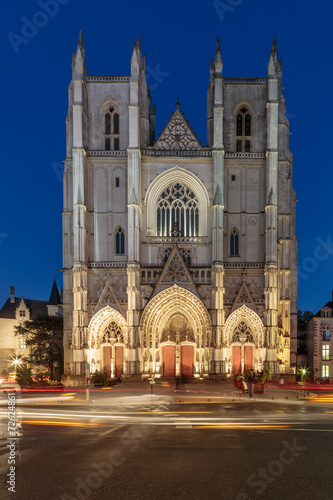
left=62, top=34, right=297, bottom=382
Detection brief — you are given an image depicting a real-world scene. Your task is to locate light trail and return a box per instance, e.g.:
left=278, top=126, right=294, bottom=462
left=192, top=424, right=290, bottom=429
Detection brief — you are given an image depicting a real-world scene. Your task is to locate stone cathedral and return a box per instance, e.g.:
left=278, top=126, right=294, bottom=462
left=62, top=33, right=297, bottom=382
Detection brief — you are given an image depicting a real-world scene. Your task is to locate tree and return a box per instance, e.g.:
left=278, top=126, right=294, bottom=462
left=15, top=315, right=63, bottom=381
left=15, top=364, right=33, bottom=387
left=297, top=309, right=314, bottom=354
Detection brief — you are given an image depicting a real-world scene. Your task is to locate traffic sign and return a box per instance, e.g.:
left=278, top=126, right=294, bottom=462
left=150, top=373, right=155, bottom=380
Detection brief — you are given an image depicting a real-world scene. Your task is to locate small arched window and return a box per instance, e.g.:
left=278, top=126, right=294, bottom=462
left=115, top=227, right=125, bottom=255
left=230, top=229, right=239, bottom=256
left=236, top=108, right=251, bottom=152
left=104, top=107, right=120, bottom=151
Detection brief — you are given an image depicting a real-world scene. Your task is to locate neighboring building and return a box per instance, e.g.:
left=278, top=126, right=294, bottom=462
left=307, top=298, right=333, bottom=380
left=62, top=34, right=297, bottom=382
left=0, top=280, right=62, bottom=376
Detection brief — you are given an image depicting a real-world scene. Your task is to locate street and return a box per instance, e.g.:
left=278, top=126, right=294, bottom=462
left=1, top=382, right=333, bottom=500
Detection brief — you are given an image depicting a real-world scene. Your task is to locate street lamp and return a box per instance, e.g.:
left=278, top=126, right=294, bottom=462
left=11, top=356, right=23, bottom=381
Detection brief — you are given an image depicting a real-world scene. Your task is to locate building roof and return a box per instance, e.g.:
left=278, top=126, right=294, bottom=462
left=314, top=301, right=333, bottom=317
left=49, top=278, right=61, bottom=305
left=0, top=279, right=61, bottom=319
left=0, top=297, right=48, bottom=319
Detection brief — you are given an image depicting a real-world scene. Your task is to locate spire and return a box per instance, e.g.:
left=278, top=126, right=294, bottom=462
left=131, top=39, right=140, bottom=76
left=216, top=37, right=221, bottom=55
left=78, top=30, right=85, bottom=59
left=271, top=37, right=277, bottom=59
left=215, top=37, right=223, bottom=74
left=267, top=37, right=278, bottom=77
left=135, top=34, right=142, bottom=57
left=72, top=30, right=86, bottom=77
left=49, top=278, right=61, bottom=305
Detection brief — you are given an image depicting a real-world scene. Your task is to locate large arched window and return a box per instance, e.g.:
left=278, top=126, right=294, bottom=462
left=156, top=183, right=199, bottom=237
left=230, top=228, right=239, bottom=256
left=104, top=107, right=120, bottom=150
left=115, top=227, right=125, bottom=255
left=236, top=108, right=251, bottom=152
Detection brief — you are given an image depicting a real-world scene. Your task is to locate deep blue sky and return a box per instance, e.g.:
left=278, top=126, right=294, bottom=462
left=1, top=0, right=332, bottom=314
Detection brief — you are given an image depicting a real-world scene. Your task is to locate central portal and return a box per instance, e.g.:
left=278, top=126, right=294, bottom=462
left=161, top=313, right=195, bottom=377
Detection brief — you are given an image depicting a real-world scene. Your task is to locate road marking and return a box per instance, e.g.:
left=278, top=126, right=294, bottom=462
left=99, top=425, right=126, bottom=436
left=174, top=417, right=192, bottom=429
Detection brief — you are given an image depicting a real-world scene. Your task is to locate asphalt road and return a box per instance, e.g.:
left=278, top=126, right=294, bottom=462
left=1, top=393, right=333, bottom=500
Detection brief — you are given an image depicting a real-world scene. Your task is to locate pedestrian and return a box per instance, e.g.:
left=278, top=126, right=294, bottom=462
left=248, top=369, right=255, bottom=398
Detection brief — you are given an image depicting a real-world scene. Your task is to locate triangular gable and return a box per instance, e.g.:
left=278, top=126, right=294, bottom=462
left=151, top=245, right=198, bottom=298
left=154, top=105, right=202, bottom=151
left=231, top=280, right=257, bottom=314
left=94, top=281, right=125, bottom=317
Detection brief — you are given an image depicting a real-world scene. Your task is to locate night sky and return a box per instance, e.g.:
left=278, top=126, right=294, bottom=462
left=1, top=0, right=332, bottom=314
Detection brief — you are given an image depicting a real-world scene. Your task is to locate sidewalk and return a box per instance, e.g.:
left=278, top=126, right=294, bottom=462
left=10, top=379, right=318, bottom=406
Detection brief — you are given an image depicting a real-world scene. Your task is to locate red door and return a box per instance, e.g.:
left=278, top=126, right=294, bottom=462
left=232, top=346, right=241, bottom=374
left=181, top=345, right=193, bottom=377
left=244, top=346, right=253, bottom=370
left=103, top=346, right=111, bottom=377
left=115, top=346, right=123, bottom=377
left=163, top=346, right=176, bottom=377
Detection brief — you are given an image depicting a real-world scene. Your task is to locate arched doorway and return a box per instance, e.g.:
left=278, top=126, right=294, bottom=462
left=224, top=305, right=265, bottom=375
left=231, top=321, right=255, bottom=374
left=139, top=284, right=212, bottom=377
left=161, top=313, right=195, bottom=377
left=88, top=306, right=128, bottom=378
left=101, top=321, right=124, bottom=378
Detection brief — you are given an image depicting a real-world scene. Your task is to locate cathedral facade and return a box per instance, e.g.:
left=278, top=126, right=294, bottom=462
left=62, top=34, right=297, bottom=382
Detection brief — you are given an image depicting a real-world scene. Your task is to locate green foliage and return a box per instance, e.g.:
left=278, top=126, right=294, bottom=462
left=15, top=315, right=63, bottom=381
left=15, top=364, right=33, bottom=387
left=261, top=367, right=272, bottom=383
left=90, top=370, right=109, bottom=386
left=297, top=310, right=314, bottom=334
left=297, top=310, right=313, bottom=354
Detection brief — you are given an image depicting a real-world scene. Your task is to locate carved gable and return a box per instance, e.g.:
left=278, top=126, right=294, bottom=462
left=151, top=245, right=198, bottom=299
left=231, top=280, right=257, bottom=314
left=94, top=281, right=124, bottom=316
left=154, top=105, right=202, bottom=151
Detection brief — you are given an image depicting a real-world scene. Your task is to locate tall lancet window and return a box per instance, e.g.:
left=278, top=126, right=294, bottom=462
left=236, top=108, right=251, bottom=152
left=156, top=183, right=199, bottom=237
left=230, top=228, right=239, bottom=256
left=115, top=227, right=125, bottom=255
left=104, top=107, right=120, bottom=151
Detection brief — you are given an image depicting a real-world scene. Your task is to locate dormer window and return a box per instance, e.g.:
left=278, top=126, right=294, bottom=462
left=104, top=108, right=120, bottom=151
left=236, top=108, right=251, bottom=152
left=20, top=310, right=26, bottom=317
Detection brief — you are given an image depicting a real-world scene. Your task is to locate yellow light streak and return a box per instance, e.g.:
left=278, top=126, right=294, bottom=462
left=21, top=420, right=117, bottom=427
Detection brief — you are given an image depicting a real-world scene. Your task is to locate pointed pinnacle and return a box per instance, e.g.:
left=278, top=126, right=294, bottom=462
left=216, top=37, right=221, bottom=53
left=77, top=30, right=85, bottom=58
left=135, top=34, right=142, bottom=56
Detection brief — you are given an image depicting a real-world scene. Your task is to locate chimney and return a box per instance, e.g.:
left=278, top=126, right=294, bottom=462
left=10, top=286, right=15, bottom=303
